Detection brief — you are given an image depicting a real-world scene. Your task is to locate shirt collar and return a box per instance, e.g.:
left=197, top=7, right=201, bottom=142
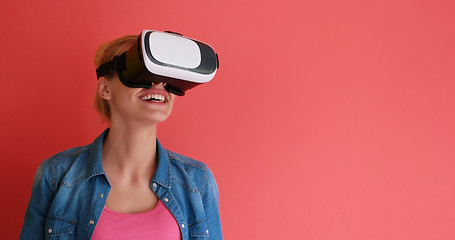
left=85, top=128, right=108, bottom=179
left=153, top=139, right=171, bottom=188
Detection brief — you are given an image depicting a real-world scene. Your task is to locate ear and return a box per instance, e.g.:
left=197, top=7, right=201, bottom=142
left=97, top=77, right=112, bottom=100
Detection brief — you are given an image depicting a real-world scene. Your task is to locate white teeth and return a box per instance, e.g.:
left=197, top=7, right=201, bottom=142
left=141, top=94, right=165, bottom=102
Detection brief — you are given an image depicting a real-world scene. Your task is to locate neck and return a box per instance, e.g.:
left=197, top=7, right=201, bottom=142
left=102, top=122, right=159, bottom=178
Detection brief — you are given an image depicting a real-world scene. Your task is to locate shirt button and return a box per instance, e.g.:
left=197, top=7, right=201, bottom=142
left=164, top=198, right=169, bottom=202
left=152, top=183, right=157, bottom=188
left=206, top=229, right=209, bottom=234
left=48, top=228, right=53, bottom=234
left=89, top=220, right=95, bottom=225
left=100, top=194, right=104, bottom=198
left=181, top=224, right=185, bottom=228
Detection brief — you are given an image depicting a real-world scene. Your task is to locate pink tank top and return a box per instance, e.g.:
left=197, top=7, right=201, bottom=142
left=91, top=200, right=181, bottom=240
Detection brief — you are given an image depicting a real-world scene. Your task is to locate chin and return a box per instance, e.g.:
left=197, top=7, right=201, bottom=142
left=143, top=113, right=171, bottom=124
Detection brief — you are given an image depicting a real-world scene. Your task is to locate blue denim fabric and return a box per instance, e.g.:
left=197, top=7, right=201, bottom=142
left=20, top=129, right=222, bottom=239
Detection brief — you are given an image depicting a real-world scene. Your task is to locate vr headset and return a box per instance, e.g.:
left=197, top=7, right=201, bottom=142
left=96, top=30, right=219, bottom=96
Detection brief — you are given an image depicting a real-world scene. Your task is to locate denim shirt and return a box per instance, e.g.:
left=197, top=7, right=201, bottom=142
left=20, top=129, right=222, bottom=239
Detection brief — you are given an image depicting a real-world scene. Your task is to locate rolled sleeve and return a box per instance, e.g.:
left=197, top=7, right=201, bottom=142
left=201, top=167, right=222, bottom=239
left=20, top=160, right=56, bottom=240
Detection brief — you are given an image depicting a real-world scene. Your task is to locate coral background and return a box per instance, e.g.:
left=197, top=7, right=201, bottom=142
left=1, top=0, right=454, bottom=239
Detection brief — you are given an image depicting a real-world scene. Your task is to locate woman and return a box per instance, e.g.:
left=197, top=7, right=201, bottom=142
left=20, top=33, right=222, bottom=239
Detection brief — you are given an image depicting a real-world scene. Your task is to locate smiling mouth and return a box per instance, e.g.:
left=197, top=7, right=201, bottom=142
left=140, top=93, right=166, bottom=103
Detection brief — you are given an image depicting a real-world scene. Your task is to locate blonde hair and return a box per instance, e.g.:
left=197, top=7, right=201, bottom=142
left=94, top=35, right=138, bottom=121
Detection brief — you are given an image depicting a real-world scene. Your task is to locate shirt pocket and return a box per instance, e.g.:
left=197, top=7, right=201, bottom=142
left=45, top=216, right=76, bottom=239
left=189, top=219, right=209, bottom=239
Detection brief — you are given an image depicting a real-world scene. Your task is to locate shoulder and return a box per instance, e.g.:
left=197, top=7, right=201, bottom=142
left=167, top=150, right=208, bottom=171
left=164, top=149, right=215, bottom=192
left=36, top=145, right=91, bottom=189
left=45, top=145, right=90, bottom=171
left=46, top=145, right=90, bottom=165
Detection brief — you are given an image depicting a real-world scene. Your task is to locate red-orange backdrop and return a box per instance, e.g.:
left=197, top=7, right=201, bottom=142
left=1, top=0, right=455, bottom=239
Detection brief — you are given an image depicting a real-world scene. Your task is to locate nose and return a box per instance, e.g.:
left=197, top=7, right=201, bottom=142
left=152, top=82, right=167, bottom=87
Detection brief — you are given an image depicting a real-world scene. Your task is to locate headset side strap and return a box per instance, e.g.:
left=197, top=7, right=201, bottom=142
left=95, top=52, right=127, bottom=79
